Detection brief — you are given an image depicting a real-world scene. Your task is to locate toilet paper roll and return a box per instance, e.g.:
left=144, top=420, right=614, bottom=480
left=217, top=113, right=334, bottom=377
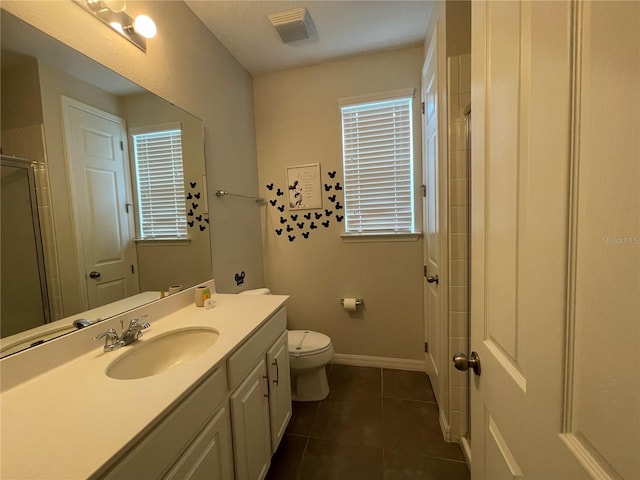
left=194, top=286, right=211, bottom=307
left=343, top=298, right=358, bottom=312
left=168, top=285, right=182, bottom=295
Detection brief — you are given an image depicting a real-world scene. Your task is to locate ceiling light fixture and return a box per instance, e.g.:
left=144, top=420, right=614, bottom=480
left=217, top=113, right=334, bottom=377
left=268, top=7, right=316, bottom=44
left=73, top=0, right=157, bottom=52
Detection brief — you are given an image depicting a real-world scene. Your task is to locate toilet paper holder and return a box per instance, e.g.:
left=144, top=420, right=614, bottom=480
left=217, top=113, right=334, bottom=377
left=340, top=298, right=363, bottom=306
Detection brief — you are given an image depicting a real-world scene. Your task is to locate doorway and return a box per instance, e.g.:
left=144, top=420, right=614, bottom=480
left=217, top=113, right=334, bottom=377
left=61, top=97, right=139, bottom=310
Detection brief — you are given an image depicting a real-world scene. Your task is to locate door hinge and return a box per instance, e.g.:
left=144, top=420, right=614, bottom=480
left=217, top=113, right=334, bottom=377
left=120, top=141, right=124, bottom=151
left=424, top=342, right=429, bottom=353
left=421, top=101, right=425, bottom=114
left=420, top=184, right=426, bottom=197
left=423, top=265, right=427, bottom=277
left=131, top=264, right=135, bottom=274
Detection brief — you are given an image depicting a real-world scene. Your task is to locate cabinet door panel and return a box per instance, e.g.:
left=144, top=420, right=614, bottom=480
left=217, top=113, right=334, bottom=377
left=230, top=360, right=271, bottom=480
left=164, top=405, right=234, bottom=480
left=267, top=331, right=291, bottom=452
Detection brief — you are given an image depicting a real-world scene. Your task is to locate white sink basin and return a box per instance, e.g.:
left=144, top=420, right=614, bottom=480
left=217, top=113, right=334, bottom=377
left=107, top=327, right=219, bottom=380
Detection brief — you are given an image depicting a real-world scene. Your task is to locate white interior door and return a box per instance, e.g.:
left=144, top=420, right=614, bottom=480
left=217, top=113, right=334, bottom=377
left=422, top=26, right=444, bottom=404
left=470, top=1, right=639, bottom=478
left=62, top=97, right=139, bottom=310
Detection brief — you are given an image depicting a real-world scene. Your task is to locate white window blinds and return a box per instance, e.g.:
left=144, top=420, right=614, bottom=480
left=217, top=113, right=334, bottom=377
left=131, top=126, right=187, bottom=239
left=340, top=95, right=415, bottom=234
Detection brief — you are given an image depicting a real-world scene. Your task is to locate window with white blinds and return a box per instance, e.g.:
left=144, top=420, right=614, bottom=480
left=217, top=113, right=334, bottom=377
left=131, top=125, right=187, bottom=239
left=340, top=93, right=415, bottom=235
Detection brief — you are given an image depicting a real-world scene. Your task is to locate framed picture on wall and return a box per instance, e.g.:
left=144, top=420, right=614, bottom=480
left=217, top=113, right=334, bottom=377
left=286, top=163, right=322, bottom=210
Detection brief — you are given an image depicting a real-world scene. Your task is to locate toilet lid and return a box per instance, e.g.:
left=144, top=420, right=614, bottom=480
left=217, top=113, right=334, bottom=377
left=288, top=330, right=332, bottom=357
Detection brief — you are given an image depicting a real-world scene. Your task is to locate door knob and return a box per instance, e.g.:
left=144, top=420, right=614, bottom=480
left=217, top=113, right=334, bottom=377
left=453, top=351, right=481, bottom=376
left=426, top=274, right=439, bottom=284
left=89, top=271, right=101, bottom=279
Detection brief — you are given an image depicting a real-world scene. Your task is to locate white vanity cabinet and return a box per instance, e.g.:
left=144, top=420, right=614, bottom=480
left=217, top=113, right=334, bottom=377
left=100, top=366, right=234, bottom=480
left=228, top=307, right=292, bottom=480
left=230, top=359, right=272, bottom=480
left=96, top=306, right=290, bottom=480
left=266, top=331, right=291, bottom=452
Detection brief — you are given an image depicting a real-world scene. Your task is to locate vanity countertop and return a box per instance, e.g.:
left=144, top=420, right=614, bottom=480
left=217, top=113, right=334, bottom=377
left=0, top=293, right=288, bottom=479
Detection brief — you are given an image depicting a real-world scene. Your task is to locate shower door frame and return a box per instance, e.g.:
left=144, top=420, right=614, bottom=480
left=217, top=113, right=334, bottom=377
left=1, top=155, right=51, bottom=326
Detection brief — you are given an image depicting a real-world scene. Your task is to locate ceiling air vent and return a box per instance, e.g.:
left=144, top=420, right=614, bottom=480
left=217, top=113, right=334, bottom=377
left=268, top=7, right=316, bottom=44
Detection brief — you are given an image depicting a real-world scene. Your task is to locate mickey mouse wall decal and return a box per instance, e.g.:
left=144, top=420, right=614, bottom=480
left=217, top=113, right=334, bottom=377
left=266, top=183, right=274, bottom=190
left=275, top=228, right=283, bottom=235
left=304, top=213, right=311, bottom=220
left=276, top=188, right=284, bottom=196
left=328, top=194, right=336, bottom=202
left=277, top=205, right=285, bottom=212
left=291, top=214, right=298, bottom=221
left=335, top=182, right=343, bottom=190
left=188, top=220, right=194, bottom=227
left=297, top=222, right=305, bottom=229
left=288, top=235, right=296, bottom=242
left=336, top=215, right=344, bottom=222
left=325, top=209, right=333, bottom=217
left=315, top=212, right=323, bottom=219
left=322, top=220, right=330, bottom=228
left=286, top=225, right=294, bottom=232
left=324, top=184, right=332, bottom=191
left=199, top=225, right=206, bottom=231
left=187, top=192, right=193, bottom=199
left=328, top=171, right=337, bottom=178
left=190, top=182, right=197, bottom=188
left=335, top=202, right=343, bottom=210
left=235, top=271, right=246, bottom=286
left=310, top=222, right=318, bottom=230
left=270, top=199, right=277, bottom=206
left=302, top=232, right=310, bottom=239
left=280, top=217, right=287, bottom=224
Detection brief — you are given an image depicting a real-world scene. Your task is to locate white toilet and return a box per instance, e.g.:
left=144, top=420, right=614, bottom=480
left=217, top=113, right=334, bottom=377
left=239, top=289, right=334, bottom=401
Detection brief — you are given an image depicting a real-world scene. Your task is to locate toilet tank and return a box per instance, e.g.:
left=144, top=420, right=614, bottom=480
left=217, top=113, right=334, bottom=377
left=238, top=288, right=271, bottom=295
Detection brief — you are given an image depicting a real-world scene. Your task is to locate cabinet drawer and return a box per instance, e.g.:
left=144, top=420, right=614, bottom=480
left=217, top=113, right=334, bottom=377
left=102, top=366, right=228, bottom=480
left=227, top=307, right=286, bottom=390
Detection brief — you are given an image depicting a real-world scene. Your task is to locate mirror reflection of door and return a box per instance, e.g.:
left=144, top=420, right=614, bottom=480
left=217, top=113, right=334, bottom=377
left=61, top=97, right=140, bottom=310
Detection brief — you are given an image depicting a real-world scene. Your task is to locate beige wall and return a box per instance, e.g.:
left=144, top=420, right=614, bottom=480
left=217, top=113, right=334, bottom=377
left=121, top=93, right=211, bottom=291
left=254, top=47, right=425, bottom=360
left=2, top=1, right=263, bottom=293
left=446, top=0, right=471, bottom=57
left=1, top=55, right=42, bottom=129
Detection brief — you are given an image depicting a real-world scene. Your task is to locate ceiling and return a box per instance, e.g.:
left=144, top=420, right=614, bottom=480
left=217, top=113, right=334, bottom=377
left=184, top=1, right=433, bottom=75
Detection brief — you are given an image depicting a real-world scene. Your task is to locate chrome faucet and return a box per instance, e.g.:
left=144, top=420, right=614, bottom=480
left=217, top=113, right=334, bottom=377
left=121, top=316, right=151, bottom=345
left=93, top=316, right=150, bottom=352
left=93, top=328, right=124, bottom=352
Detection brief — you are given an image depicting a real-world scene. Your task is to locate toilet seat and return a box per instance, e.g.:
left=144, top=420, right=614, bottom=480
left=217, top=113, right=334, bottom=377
left=288, top=330, right=332, bottom=357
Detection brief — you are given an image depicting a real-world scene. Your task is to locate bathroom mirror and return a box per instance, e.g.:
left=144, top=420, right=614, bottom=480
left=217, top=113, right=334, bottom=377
left=0, top=10, right=212, bottom=357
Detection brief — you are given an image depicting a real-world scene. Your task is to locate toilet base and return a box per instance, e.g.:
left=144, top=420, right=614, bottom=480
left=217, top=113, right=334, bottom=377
left=290, top=366, right=329, bottom=402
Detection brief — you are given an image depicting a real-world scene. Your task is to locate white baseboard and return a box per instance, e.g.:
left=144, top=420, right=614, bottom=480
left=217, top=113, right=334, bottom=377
left=459, top=435, right=472, bottom=469
left=331, top=353, right=424, bottom=371
left=439, top=406, right=452, bottom=443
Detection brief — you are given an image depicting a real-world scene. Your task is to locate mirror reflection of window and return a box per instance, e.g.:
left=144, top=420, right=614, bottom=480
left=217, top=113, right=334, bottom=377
left=130, top=124, right=188, bottom=240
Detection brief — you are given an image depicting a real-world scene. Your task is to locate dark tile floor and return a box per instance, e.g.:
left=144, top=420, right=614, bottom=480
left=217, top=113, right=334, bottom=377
left=266, top=364, right=469, bottom=480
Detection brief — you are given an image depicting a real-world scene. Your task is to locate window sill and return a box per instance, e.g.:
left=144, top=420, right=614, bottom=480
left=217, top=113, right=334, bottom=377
left=340, top=233, right=422, bottom=243
left=134, top=238, right=191, bottom=246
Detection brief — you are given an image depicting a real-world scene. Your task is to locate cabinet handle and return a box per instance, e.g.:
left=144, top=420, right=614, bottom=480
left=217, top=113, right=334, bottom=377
left=272, top=359, right=279, bottom=386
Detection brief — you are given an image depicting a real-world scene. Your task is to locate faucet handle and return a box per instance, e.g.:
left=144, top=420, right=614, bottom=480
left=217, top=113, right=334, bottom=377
left=93, top=328, right=123, bottom=352
left=128, top=315, right=149, bottom=329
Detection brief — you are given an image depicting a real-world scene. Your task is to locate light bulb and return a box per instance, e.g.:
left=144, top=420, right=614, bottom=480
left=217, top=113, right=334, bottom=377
left=133, top=15, right=157, bottom=39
